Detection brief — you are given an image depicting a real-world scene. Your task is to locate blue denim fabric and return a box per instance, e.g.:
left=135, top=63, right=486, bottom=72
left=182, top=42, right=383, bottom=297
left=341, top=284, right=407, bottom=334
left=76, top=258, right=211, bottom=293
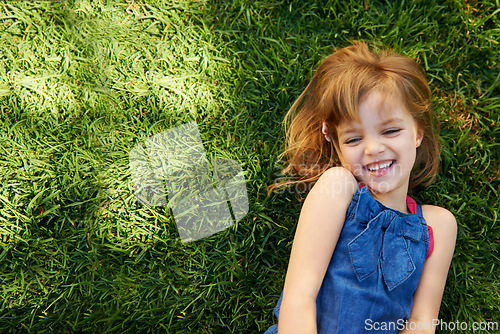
left=265, top=185, right=429, bottom=333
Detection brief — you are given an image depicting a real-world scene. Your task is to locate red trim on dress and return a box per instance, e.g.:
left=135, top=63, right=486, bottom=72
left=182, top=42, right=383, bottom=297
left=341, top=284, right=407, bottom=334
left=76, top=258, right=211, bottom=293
left=406, top=195, right=434, bottom=259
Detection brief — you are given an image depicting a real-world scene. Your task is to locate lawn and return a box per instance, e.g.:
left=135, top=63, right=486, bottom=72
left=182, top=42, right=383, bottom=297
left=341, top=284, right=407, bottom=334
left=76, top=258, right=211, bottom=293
left=0, top=0, right=498, bottom=333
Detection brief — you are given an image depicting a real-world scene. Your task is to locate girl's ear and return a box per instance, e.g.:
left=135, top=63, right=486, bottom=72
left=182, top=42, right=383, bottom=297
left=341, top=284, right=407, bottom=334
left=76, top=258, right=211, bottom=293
left=416, top=127, right=424, bottom=147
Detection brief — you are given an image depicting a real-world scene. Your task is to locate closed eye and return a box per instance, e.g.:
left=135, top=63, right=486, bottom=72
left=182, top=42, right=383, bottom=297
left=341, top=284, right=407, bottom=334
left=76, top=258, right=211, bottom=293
left=383, top=128, right=401, bottom=135
left=344, top=137, right=361, bottom=144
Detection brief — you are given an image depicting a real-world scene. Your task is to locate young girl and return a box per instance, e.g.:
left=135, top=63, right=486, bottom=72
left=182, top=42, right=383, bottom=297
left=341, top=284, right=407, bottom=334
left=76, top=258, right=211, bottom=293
left=265, top=42, right=457, bottom=334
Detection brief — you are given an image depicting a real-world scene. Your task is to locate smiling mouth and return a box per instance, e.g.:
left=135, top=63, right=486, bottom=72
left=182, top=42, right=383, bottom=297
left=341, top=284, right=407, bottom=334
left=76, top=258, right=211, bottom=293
left=365, top=160, right=394, bottom=173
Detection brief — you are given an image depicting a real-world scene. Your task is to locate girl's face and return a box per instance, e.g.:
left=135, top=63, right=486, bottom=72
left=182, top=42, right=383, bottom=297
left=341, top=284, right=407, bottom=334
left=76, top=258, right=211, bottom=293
left=336, top=90, right=423, bottom=197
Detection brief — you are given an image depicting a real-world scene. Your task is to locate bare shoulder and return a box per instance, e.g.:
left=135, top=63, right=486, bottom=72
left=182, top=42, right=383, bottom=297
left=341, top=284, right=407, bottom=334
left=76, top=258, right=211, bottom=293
left=311, top=167, right=357, bottom=199
left=421, top=205, right=457, bottom=239
left=320, top=166, right=357, bottom=181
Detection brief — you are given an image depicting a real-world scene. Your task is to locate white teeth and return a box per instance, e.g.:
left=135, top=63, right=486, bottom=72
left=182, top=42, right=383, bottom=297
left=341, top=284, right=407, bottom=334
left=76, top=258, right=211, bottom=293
left=366, top=161, right=393, bottom=171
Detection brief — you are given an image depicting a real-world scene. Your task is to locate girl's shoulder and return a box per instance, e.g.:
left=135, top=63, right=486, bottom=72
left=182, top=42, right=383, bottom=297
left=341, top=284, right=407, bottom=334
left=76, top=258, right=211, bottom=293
left=421, top=205, right=456, bottom=223
left=421, top=204, right=457, bottom=239
left=320, top=166, right=357, bottom=182
left=312, top=167, right=358, bottom=199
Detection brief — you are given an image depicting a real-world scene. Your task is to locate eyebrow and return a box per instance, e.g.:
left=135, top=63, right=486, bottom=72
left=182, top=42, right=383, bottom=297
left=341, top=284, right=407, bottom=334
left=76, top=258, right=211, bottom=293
left=338, top=117, right=406, bottom=137
left=380, top=117, right=405, bottom=126
left=338, top=128, right=359, bottom=137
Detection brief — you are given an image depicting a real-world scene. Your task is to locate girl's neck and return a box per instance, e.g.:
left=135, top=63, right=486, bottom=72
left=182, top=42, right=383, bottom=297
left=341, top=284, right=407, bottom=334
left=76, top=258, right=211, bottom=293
left=365, top=184, right=411, bottom=214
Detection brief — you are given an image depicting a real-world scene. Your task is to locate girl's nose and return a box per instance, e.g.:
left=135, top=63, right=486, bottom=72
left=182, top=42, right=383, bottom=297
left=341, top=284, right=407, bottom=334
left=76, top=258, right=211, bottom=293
left=364, top=137, right=385, bottom=156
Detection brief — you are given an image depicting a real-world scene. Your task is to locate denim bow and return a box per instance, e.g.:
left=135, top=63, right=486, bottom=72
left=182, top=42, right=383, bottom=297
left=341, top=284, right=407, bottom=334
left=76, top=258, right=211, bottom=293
left=348, top=187, right=424, bottom=291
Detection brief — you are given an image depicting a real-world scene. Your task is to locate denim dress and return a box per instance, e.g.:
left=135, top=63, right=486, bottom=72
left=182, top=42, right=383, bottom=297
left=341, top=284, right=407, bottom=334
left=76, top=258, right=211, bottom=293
left=265, top=185, right=429, bottom=333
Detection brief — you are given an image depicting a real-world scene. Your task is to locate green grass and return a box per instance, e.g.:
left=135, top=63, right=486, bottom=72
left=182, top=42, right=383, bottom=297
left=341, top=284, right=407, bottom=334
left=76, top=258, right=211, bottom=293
left=0, top=0, right=498, bottom=333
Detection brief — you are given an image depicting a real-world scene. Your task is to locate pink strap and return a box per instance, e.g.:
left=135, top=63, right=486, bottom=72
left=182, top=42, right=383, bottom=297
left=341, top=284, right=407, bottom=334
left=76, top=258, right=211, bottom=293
left=406, top=195, right=417, bottom=214
left=406, top=195, right=434, bottom=259
left=427, top=226, right=434, bottom=259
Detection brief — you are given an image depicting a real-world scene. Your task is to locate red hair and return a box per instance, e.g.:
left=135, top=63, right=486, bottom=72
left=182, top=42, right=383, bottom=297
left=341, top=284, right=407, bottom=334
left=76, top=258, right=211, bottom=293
left=269, top=42, right=440, bottom=194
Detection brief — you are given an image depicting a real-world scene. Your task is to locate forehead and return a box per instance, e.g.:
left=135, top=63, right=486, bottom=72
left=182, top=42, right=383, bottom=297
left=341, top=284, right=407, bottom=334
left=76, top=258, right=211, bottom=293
left=361, top=88, right=406, bottom=113
left=337, top=90, right=414, bottom=131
